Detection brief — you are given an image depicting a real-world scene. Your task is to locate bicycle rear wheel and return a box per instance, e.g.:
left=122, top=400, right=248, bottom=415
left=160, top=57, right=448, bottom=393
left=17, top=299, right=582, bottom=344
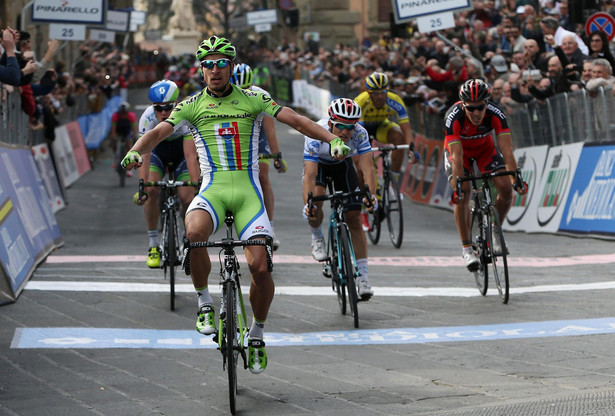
left=166, top=212, right=177, bottom=311
left=384, top=175, right=404, bottom=248
left=340, top=225, right=359, bottom=328
left=487, top=206, right=509, bottom=304
left=367, top=177, right=383, bottom=245
left=470, top=208, right=488, bottom=296
left=329, top=228, right=346, bottom=315
left=224, top=280, right=238, bottom=415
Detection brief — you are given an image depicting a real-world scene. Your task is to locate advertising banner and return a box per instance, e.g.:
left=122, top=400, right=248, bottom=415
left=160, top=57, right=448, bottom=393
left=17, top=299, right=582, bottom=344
left=560, top=143, right=615, bottom=235
left=52, top=122, right=91, bottom=187
left=0, top=145, right=63, bottom=305
left=31, top=143, right=66, bottom=213
left=32, top=0, right=105, bottom=24
left=401, top=135, right=443, bottom=204
left=504, top=145, right=549, bottom=231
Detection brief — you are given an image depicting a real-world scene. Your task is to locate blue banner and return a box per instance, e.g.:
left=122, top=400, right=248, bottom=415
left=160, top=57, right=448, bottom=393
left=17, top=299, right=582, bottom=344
left=560, top=144, right=615, bottom=234
left=0, top=145, right=62, bottom=302
left=82, top=96, right=122, bottom=150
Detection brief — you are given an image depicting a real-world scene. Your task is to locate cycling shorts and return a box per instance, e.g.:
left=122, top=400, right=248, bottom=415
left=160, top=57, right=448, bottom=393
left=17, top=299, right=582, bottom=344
left=186, top=170, right=272, bottom=240
left=315, top=159, right=362, bottom=212
left=360, top=119, right=400, bottom=144
left=150, top=139, right=190, bottom=180
left=443, top=146, right=505, bottom=182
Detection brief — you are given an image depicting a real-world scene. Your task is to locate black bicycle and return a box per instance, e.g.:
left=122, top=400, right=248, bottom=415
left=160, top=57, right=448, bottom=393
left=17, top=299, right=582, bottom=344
left=138, top=170, right=198, bottom=311
left=367, top=144, right=408, bottom=248
left=183, top=213, right=273, bottom=415
left=455, top=161, right=526, bottom=304
left=307, top=183, right=371, bottom=328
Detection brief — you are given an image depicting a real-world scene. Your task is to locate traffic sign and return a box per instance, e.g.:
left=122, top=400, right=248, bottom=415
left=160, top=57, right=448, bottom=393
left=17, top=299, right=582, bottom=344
left=585, top=12, right=615, bottom=41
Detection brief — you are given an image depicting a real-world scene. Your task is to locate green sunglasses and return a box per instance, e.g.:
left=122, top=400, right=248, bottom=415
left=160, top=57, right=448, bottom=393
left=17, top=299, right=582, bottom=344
left=200, top=58, right=232, bottom=69
left=332, top=122, right=356, bottom=131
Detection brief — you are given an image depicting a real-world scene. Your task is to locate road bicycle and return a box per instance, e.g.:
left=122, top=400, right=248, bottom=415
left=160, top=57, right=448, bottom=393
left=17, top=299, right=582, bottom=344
left=366, top=143, right=408, bottom=248
left=182, top=212, right=273, bottom=415
left=307, top=182, right=371, bottom=328
left=138, top=168, right=198, bottom=311
left=454, top=160, right=526, bottom=304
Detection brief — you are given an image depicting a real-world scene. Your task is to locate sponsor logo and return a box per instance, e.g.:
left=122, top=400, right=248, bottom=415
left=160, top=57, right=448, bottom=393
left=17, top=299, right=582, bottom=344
left=231, top=100, right=239, bottom=105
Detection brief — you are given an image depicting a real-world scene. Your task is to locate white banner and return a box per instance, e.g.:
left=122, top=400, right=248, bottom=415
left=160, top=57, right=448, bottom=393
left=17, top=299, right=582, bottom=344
left=32, top=0, right=105, bottom=24
left=392, top=0, right=472, bottom=22
left=49, top=24, right=86, bottom=41
left=106, top=10, right=129, bottom=32
left=89, top=29, right=115, bottom=43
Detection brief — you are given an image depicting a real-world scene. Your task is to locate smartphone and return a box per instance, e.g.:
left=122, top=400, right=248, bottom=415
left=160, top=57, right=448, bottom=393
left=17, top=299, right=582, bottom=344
left=522, top=70, right=530, bottom=81
left=530, top=69, right=541, bottom=80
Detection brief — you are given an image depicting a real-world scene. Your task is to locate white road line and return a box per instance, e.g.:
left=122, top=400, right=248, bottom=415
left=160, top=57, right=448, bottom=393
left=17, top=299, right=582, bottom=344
left=43, top=253, right=615, bottom=267
left=24, top=281, right=615, bottom=296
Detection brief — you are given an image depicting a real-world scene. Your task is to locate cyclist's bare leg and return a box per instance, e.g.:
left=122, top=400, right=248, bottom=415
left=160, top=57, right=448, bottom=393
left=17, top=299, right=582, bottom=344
left=493, top=175, right=514, bottom=224
left=144, top=170, right=163, bottom=231
left=177, top=186, right=196, bottom=218
left=245, top=244, right=274, bottom=322
left=184, top=209, right=214, bottom=289
left=453, top=181, right=473, bottom=245
left=386, top=127, right=405, bottom=173
left=345, top=210, right=367, bottom=259
left=259, top=162, right=274, bottom=220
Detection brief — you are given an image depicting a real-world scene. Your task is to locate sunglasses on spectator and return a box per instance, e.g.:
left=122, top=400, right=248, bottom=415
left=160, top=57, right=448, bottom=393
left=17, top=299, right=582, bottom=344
left=464, top=103, right=486, bottom=112
left=200, top=58, right=232, bottom=69
left=153, top=103, right=175, bottom=112
left=332, top=122, right=356, bottom=131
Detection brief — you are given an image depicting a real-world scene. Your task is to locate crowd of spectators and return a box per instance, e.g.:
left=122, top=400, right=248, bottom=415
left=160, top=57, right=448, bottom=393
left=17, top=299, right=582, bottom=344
left=1, top=26, right=136, bottom=143
left=4, top=0, right=615, bottom=144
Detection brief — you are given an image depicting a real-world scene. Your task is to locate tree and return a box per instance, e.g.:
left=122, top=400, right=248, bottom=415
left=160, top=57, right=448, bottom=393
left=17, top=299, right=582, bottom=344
left=192, top=0, right=263, bottom=39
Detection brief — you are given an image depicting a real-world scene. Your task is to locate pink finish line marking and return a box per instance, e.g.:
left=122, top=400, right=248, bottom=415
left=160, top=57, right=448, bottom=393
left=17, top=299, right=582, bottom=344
left=44, top=253, right=615, bottom=267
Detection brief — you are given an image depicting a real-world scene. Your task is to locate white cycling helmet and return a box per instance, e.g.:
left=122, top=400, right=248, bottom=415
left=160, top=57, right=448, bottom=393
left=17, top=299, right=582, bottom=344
left=230, top=63, right=253, bottom=89
left=328, top=98, right=362, bottom=124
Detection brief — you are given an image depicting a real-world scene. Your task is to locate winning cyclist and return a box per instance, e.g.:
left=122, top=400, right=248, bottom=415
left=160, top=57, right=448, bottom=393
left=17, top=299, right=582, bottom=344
left=230, top=63, right=287, bottom=250
left=122, top=35, right=350, bottom=374
left=134, top=80, right=200, bottom=268
left=302, top=98, right=378, bottom=299
left=354, top=72, right=419, bottom=182
left=444, top=79, right=527, bottom=270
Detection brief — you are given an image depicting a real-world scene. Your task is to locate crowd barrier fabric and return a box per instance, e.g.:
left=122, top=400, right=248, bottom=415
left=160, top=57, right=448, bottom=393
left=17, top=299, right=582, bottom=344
left=560, top=143, right=615, bottom=236
left=0, top=144, right=63, bottom=305
left=52, top=121, right=92, bottom=187
left=32, top=143, right=66, bottom=213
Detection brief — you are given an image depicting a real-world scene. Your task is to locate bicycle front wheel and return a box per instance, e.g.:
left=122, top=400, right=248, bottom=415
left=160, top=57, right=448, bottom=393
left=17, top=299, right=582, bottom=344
left=329, top=228, right=346, bottom=315
left=384, top=175, right=404, bottom=248
left=166, top=212, right=177, bottom=311
left=224, top=280, right=238, bottom=414
left=339, top=225, right=359, bottom=328
left=488, top=206, right=509, bottom=304
left=470, top=208, right=488, bottom=296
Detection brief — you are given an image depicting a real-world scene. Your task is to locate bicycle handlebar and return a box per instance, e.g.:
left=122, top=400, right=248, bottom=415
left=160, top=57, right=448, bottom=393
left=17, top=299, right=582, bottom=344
left=183, top=237, right=274, bottom=274
left=453, top=169, right=527, bottom=204
left=371, top=144, right=410, bottom=152
left=258, top=152, right=282, bottom=160
left=307, top=185, right=372, bottom=218
left=138, top=178, right=200, bottom=203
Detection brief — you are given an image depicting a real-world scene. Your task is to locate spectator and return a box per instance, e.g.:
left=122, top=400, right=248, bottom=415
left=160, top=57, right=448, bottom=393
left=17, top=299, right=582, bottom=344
left=586, top=58, right=615, bottom=93
left=0, top=27, right=20, bottom=86
left=527, top=54, right=573, bottom=100
left=557, top=1, right=574, bottom=32
left=505, top=22, right=527, bottom=53
left=490, top=54, right=511, bottom=81
left=587, top=30, right=615, bottom=70
left=540, top=16, right=589, bottom=55
left=523, top=38, right=548, bottom=73
left=490, top=78, right=505, bottom=104
left=581, top=59, right=594, bottom=85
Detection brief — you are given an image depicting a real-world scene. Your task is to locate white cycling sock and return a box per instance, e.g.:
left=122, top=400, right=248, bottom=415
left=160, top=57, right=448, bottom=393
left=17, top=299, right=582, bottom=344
left=249, top=318, right=265, bottom=339
left=148, top=230, right=159, bottom=248
left=310, top=226, right=324, bottom=241
left=195, top=286, right=213, bottom=308
left=357, top=258, right=368, bottom=281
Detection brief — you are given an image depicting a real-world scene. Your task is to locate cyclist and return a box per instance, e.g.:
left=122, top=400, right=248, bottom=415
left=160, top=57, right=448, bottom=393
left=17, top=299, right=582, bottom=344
left=122, top=35, right=350, bottom=374
left=110, top=101, right=138, bottom=174
left=134, top=79, right=199, bottom=268
left=353, top=71, right=419, bottom=182
left=230, top=63, right=287, bottom=250
left=444, top=79, right=527, bottom=270
left=302, top=98, right=378, bottom=299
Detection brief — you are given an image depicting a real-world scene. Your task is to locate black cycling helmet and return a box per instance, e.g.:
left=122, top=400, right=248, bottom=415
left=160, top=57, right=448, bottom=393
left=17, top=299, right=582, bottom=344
left=459, top=79, right=491, bottom=102
left=365, top=72, right=390, bottom=91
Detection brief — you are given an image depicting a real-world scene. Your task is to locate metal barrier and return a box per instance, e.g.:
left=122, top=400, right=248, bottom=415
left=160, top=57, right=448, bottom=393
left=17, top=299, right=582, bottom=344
left=1, top=83, right=96, bottom=147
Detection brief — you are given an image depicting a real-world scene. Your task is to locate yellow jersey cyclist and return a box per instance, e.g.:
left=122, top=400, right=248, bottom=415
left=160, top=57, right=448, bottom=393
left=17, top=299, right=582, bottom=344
left=134, top=80, right=199, bottom=268
left=302, top=98, right=378, bottom=299
left=122, top=35, right=350, bottom=374
left=354, top=71, right=420, bottom=183
left=230, top=63, right=287, bottom=251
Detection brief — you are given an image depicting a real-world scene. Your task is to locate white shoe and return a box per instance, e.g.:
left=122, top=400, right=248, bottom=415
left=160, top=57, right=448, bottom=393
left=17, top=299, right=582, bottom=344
left=463, top=250, right=480, bottom=271
left=357, top=278, right=374, bottom=299
left=311, top=238, right=327, bottom=261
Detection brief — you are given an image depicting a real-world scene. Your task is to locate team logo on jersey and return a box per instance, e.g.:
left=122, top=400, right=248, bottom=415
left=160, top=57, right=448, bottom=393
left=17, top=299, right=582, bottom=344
left=208, top=103, right=218, bottom=108
left=217, top=123, right=238, bottom=141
